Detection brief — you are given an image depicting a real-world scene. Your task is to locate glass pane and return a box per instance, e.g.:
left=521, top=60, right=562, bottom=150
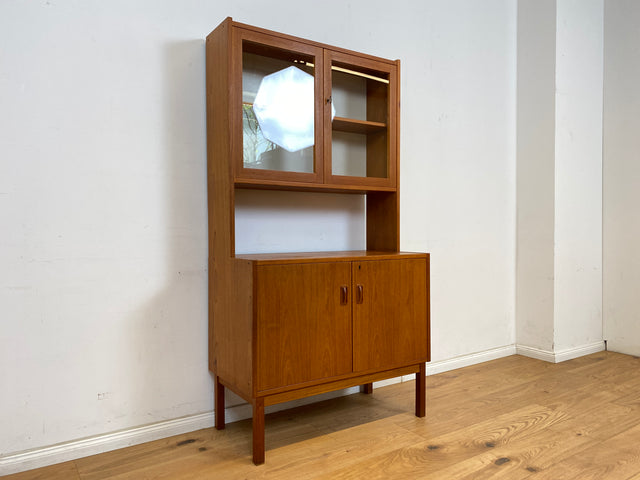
left=242, top=44, right=315, bottom=173
left=331, top=63, right=389, bottom=179
left=332, top=70, right=367, bottom=121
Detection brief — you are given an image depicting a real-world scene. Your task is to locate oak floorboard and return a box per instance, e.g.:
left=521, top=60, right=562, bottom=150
left=313, top=403, right=568, bottom=480
left=6, top=352, right=640, bottom=480
left=1, top=461, right=80, bottom=480
left=416, top=427, right=597, bottom=480
left=432, top=399, right=640, bottom=479
left=530, top=423, right=640, bottom=480
left=203, top=416, right=425, bottom=480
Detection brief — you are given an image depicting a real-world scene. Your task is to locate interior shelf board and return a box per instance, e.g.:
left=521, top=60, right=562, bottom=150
left=234, top=177, right=396, bottom=193
left=332, top=117, right=387, bottom=134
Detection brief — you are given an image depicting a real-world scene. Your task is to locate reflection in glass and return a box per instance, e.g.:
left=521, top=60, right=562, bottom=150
left=253, top=66, right=315, bottom=152
left=242, top=104, right=275, bottom=168
left=242, top=49, right=319, bottom=173
left=332, top=69, right=368, bottom=121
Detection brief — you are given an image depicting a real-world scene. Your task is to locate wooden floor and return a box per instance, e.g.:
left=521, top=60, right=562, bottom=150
left=7, top=351, right=640, bottom=479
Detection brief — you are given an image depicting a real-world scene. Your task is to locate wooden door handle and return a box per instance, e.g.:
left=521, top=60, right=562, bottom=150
left=356, top=284, right=364, bottom=304
left=340, top=285, right=348, bottom=305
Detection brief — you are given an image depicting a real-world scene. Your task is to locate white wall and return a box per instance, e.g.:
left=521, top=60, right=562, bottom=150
left=235, top=190, right=365, bottom=254
left=516, top=0, right=557, bottom=352
left=0, top=0, right=517, bottom=470
left=515, top=0, right=604, bottom=359
left=400, top=1, right=517, bottom=361
left=554, top=0, right=603, bottom=352
left=1, top=0, right=212, bottom=458
left=603, top=0, right=640, bottom=356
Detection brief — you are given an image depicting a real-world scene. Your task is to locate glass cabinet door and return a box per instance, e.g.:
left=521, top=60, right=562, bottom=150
left=323, top=51, right=397, bottom=188
left=233, top=28, right=324, bottom=183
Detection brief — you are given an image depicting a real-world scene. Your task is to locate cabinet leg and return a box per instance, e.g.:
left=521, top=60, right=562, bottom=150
left=252, top=398, right=265, bottom=465
left=415, top=363, right=426, bottom=418
left=215, top=376, right=225, bottom=430
left=361, top=382, right=373, bottom=394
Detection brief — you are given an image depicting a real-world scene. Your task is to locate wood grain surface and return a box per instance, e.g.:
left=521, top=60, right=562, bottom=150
left=9, top=352, right=640, bottom=479
left=255, top=262, right=353, bottom=391
left=352, top=257, right=429, bottom=372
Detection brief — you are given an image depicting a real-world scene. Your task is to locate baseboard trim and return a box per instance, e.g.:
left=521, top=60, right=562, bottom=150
left=0, top=413, right=217, bottom=476
left=516, top=341, right=606, bottom=363
left=1, top=341, right=604, bottom=475
left=515, top=344, right=556, bottom=362
left=0, top=387, right=361, bottom=476
left=425, top=345, right=518, bottom=375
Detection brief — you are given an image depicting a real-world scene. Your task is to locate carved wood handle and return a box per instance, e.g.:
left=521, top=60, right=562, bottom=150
left=340, top=285, right=348, bottom=305
left=356, top=284, right=364, bottom=304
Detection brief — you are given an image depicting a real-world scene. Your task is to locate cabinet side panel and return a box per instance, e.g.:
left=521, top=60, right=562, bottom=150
left=206, top=19, right=233, bottom=253
left=426, top=254, right=431, bottom=362
left=365, top=61, right=399, bottom=251
left=365, top=65, right=396, bottom=182
left=394, top=60, right=400, bottom=191
left=211, top=262, right=254, bottom=400
left=207, top=20, right=253, bottom=398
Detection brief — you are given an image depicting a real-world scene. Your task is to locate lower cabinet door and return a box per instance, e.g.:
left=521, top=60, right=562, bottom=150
left=353, top=258, right=429, bottom=372
left=256, top=262, right=353, bottom=391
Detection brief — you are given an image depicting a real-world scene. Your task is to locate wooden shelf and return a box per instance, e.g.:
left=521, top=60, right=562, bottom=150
left=235, top=250, right=427, bottom=264
left=332, top=116, right=387, bottom=134
left=234, top=177, right=396, bottom=193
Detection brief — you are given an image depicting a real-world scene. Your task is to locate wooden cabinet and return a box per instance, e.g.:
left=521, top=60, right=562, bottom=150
left=206, top=17, right=429, bottom=465
left=231, top=21, right=397, bottom=190
left=252, top=256, right=429, bottom=393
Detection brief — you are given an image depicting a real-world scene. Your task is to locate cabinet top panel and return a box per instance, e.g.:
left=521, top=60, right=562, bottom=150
left=235, top=250, right=428, bottom=265
left=217, top=17, right=399, bottom=67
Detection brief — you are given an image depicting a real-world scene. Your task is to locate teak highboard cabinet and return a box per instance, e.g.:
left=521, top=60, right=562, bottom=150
left=206, top=17, right=430, bottom=464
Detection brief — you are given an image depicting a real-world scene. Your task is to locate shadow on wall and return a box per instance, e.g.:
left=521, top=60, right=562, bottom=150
left=121, top=39, right=218, bottom=427
left=125, top=39, right=368, bottom=430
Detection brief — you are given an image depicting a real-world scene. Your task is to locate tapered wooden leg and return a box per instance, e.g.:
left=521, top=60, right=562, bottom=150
left=252, top=397, right=265, bottom=465
left=215, top=376, right=225, bottom=430
left=361, top=382, right=373, bottom=394
left=415, top=363, right=426, bottom=417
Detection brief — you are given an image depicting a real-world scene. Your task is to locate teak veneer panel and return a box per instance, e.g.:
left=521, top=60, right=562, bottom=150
left=255, top=262, right=353, bottom=391
left=206, top=19, right=254, bottom=399
left=231, top=18, right=398, bottom=67
left=236, top=250, right=425, bottom=264
left=234, top=177, right=397, bottom=193
left=332, top=117, right=386, bottom=134
left=353, top=258, right=430, bottom=372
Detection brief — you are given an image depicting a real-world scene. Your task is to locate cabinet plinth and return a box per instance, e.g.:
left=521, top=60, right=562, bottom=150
left=206, top=17, right=430, bottom=465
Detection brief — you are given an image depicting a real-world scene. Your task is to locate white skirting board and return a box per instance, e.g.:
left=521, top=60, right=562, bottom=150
left=0, top=412, right=216, bottom=476
left=0, top=341, right=603, bottom=476
left=516, top=341, right=606, bottom=363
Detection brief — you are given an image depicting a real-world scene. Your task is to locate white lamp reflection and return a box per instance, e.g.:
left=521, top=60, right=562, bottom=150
left=253, top=66, right=335, bottom=152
